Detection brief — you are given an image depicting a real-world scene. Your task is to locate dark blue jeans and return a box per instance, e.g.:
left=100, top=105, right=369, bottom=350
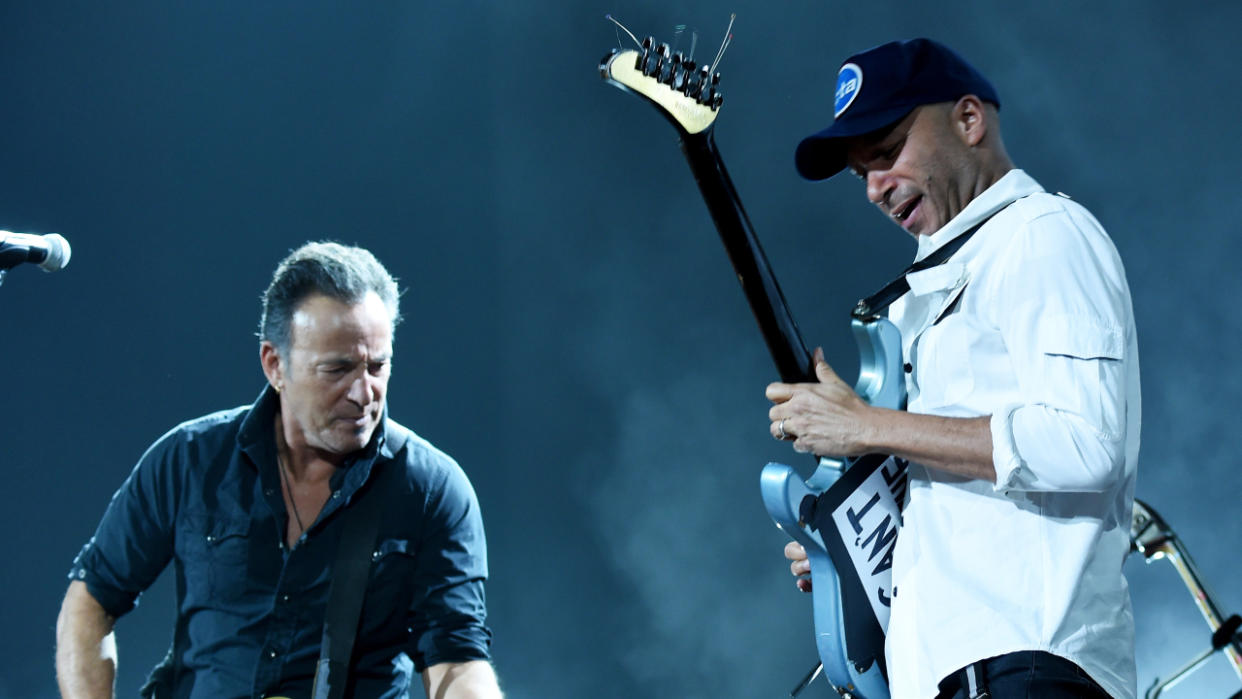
left=935, top=651, right=1112, bottom=698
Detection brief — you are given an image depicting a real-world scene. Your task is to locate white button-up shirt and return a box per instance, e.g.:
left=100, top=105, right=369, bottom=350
left=884, top=169, right=1140, bottom=699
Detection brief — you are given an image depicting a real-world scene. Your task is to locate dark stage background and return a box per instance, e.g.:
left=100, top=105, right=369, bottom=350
left=2, top=2, right=1240, bottom=697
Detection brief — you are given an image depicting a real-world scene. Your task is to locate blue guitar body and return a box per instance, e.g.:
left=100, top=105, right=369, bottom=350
left=762, top=317, right=905, bottom=698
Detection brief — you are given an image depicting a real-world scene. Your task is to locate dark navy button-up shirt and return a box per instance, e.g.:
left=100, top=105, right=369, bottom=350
left=70, top=386, right=491, bottom=699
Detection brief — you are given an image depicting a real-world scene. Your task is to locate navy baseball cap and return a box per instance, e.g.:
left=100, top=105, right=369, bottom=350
left=795, top=38, right=1000, bottom=180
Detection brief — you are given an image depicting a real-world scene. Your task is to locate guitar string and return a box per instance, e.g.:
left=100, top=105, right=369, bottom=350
left=605, top=14, right=712, bottom=70
left=605, top=14, right=643, bottom=50
left=708, top=13, right=736, bottom=74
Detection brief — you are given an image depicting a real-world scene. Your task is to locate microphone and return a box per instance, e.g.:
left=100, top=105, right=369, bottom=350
left=0, top=231, right=72, bottom=272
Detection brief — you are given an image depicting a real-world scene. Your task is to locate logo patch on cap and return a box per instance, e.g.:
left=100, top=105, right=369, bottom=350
left=834, top=63, right=863, bottom=118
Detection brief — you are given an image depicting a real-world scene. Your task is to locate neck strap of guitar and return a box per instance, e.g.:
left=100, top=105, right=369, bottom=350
left=852, top=213, right=997, bottom=320
left=310, top=433, right=405, bottom=699
left=852, top=193, right=1040, bottom=320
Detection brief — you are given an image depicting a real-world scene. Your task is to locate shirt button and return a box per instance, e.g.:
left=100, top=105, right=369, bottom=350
left=903, top=362, right=913, bottom=373
left=281, top=594, right=290, bottom=603
left=332, top=491, right=341, bottom=499
left=264, top=489, right=275, bottom=496
left=268, top=649, right=277, bottom=659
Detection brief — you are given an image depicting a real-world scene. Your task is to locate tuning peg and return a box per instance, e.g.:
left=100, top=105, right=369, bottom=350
left=694, top=65, right=711, bottom=101
left=680, top=60, right=698, bottom=95
left=637, top=36, right=654, bottom=73
left=702, top=73, right=722, bottom=106
left=651, top=43, right=670, bottom=80
left=640, top=41, right=660, bottom=76
left=663, top=52, right=682, bottom=86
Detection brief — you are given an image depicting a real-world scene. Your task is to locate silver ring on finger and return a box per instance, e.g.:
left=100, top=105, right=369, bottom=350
left=777, top=418, right=788, bottom=440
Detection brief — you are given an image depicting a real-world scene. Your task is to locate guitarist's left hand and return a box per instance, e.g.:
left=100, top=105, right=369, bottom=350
left=786, top=541, right=813, bottom=593
left=766, top=347, right=876, bottom=457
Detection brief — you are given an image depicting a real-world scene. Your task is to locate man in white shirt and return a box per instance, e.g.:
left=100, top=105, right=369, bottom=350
left=770, top=39, right=1139, bottom=698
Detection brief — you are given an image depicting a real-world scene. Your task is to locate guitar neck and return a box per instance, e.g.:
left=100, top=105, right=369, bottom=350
left=679, top=130, right=815, bottom=384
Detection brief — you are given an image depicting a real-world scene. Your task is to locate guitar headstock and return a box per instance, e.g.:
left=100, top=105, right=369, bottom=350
left=599, top=36, right=723, bottom=136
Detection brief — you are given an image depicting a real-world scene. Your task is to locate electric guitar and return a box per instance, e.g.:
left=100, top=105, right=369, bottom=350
left=601, top=29, right=905, bottom=698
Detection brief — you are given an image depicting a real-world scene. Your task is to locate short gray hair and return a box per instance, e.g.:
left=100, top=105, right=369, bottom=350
left=259, top=241, right=401, bottom=355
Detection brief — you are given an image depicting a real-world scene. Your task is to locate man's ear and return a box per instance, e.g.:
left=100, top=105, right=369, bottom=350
left=953, top=94, right=989, bottom=148
left=260, top=341, right=284, bottom=393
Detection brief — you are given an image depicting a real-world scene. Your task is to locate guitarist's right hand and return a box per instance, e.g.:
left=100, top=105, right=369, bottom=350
left=785, top=541, right=813, bottom=593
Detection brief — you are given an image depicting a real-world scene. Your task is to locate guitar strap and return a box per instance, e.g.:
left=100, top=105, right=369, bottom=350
left=310, top=432, right=403, bottom=699
left=852, top=217, right=988, bottom=320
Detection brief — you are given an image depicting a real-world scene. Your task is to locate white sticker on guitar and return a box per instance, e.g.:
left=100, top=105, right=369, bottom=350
left=831, top=456, right=908, bottom=631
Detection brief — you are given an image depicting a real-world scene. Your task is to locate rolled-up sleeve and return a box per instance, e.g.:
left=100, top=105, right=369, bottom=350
left=68, top=429, right=180, bottom=618
left=987, top=207, right=1133, bottom=494
left=406, top=460, right=492, bottom=671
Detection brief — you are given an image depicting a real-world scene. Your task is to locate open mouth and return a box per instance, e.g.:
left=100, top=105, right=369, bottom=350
left=894, top=195, right=922, bottom=224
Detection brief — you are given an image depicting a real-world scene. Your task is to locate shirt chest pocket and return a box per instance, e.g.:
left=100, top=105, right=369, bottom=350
left=177, top=514, right=254, bottom=604
left=910, top=285, right=977, bottom=410
left=359, top=538, right=418, bottom=636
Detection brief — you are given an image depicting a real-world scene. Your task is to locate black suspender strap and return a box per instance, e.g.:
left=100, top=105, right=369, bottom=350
left=310, top=464, right=390, bottom=699
left=851, top=219, right=987, bottom=320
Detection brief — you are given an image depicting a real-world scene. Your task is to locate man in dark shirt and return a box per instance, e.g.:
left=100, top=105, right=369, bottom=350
left=55, top=242, right=501, bottom=698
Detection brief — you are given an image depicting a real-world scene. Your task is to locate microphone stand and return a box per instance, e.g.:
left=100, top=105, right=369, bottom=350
left=1144, top=613, right=1241, bottom=698
left=1132, top=498, right=1242, bottom=696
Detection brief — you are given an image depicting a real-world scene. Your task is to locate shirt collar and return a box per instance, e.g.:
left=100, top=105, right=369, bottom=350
left=913, top=169, right=1044, bottom=263
left=236, top=384, right=394, bottom=468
